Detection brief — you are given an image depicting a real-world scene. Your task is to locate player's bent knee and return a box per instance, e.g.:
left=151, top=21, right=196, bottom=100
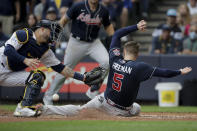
left=27, top=70, right=46, bottom=95
left=30, top=70, right=46, bottom=86
left=21, top=70, right=46, bottom=106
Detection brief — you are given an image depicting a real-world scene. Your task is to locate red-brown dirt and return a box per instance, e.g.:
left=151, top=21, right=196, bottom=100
left=0, top=108, right=197, bottom=122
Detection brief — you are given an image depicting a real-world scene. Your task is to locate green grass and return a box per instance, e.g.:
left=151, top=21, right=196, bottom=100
left=1, top=105, right=197, bottom=131
left=0, top=104, right=16, bottom=111
left=0, top=120, right=197, bottom=131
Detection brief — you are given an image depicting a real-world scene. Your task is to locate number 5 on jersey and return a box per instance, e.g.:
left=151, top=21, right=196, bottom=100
left=112, top=73, right=124, bottom=92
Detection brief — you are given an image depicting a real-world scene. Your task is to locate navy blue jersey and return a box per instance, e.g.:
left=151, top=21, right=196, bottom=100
left=4, top=28, right=49, bottom=71
left=105, top=49, right=155, bottom=107
left=66, top=0, right=111, bottom=41
left=61, top=0, right=73, bottom=8
left=104, top=25, right=181, bottom=107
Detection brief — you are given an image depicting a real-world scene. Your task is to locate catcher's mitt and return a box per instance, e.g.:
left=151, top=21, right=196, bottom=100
left=84, top=67, right=104, bottom=86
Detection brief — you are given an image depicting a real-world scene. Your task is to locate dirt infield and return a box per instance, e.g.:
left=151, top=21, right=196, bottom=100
left=1, top=108, right=197, bottom=122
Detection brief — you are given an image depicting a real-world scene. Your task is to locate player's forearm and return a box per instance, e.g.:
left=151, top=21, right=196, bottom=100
left=4, top=44, right=25, bottom=63
left=110, top=25, right=138, bottom=49
left=59, top=15, right=69, bottom=27
left=61, top=66, right=75, bottom=78
left=60, top=66, right=85, bottom=81
left=105, top=24, right=114, bottom=36
left=153, top=67, right=181, bottom=78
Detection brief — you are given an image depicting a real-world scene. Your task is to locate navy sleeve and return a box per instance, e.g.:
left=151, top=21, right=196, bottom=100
left=153, top=67, right=181, bottom=78
left=15, top=29, right=29, bottom=44
left=137, top=62, right=155, bottom=81
left=66, top=3, right=78, bottom=19
left=109, top=25, right=138, bottom=63
left=51, top=63, right=65, bottom=73
left=102, top=8, right=111, bottom=27
left=4, top=44, right=26, bottom=63
left=110, top=25, right=138, bottom=50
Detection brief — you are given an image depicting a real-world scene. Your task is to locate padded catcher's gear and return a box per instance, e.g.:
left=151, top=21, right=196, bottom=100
left=21, top=70, right=46, bottom=107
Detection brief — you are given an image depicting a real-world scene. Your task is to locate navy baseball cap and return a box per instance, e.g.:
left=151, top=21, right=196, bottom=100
left=167, top=9, right=177, bottom=17
left=47, top=7, right=56, bottom=14
left=162, top=24, right=171, bottom=31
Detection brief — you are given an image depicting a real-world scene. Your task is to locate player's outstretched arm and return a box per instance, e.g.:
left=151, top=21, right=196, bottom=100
left=60, top=66, right=103, bottom=86
left=153, top=67, right=192, bottom=78
left=110, top=20, right=147, bottom=49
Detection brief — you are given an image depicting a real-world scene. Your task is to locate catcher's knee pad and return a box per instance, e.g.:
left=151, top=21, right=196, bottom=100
left=21, top=70, right=46, bottom=107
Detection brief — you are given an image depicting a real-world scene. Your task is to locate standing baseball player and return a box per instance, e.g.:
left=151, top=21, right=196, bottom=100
left=39, top=20, right=192, bottom=117
left=43, top=0, right=115, bottom=105
left=0, top=20, right=102, bottom=117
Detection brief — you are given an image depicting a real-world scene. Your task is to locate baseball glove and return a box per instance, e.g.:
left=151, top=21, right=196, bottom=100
left=84, top=67, right=104, bottom=86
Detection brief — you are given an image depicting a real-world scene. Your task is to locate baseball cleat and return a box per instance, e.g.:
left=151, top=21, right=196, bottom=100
left=13, top=103, right=43, bottom=117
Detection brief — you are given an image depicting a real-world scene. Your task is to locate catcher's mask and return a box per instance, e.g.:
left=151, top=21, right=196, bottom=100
left=33, top=20, right=62, bottom=43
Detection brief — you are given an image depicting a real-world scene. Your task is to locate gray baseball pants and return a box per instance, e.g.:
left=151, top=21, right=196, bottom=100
left=44, top=36, right=109, bottom=103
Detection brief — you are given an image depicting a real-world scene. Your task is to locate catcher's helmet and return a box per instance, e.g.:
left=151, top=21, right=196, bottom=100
left=33, top=19, right=53, bottom=31
left=33, top=20, right=62, bottom=42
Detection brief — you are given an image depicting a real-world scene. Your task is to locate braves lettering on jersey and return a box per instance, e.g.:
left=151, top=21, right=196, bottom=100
left=66, top=0, right=110, bottom=41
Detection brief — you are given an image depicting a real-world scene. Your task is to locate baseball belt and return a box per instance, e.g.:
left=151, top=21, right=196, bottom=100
left=71, top=34, right=94, bottom=42
left=105, top=97, right=133, bottom=111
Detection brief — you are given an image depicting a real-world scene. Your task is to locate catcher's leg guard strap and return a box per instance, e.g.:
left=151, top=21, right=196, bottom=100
left=21, top=70, right=46, bottom=107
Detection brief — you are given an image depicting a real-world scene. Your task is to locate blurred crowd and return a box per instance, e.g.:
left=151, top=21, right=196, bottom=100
left=1, top=0, right=197, bottom=56
left=0, top=0, right=151, bottom=47
left=151, top=0, right=197, bottom=55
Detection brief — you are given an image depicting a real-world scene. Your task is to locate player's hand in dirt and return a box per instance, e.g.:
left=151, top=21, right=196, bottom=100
left=137, top=20, right=147, bottom=32
left=180, top=67, right=192, bottom=75
left=23, top=58, right=40, bottom=69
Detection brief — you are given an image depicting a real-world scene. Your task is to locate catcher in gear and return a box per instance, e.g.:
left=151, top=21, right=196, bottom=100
left=0, top=19, right=102, bottom=117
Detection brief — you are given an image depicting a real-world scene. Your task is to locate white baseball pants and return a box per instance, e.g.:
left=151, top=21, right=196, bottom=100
left=42, top=93, right=141, bottom=117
